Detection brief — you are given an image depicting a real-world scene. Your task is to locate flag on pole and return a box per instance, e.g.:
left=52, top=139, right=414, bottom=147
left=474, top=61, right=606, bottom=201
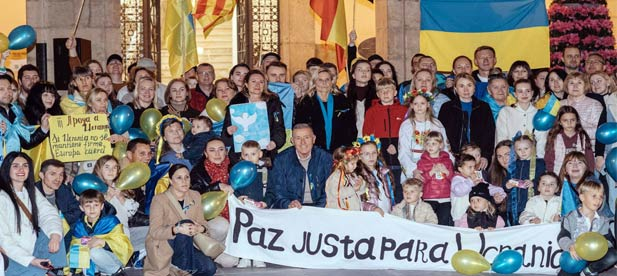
left=420, top=0, right=550, bottom=71
left=164, top=0, right=199, bottom=78
left=310, top=0, right=347, bottom=72
left=194, top=0, right=236, bottom=39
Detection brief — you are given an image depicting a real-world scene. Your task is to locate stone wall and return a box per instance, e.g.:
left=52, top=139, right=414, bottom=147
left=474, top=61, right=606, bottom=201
left=26, top=0, right=121, bottom=80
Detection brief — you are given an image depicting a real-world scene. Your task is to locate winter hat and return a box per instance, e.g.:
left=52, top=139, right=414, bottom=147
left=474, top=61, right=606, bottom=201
left=469, top=183, right=492, bottom=202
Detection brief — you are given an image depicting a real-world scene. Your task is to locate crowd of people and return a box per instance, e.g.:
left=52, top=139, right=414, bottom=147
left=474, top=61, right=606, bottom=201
left=0, top=33, right=616, bottom=276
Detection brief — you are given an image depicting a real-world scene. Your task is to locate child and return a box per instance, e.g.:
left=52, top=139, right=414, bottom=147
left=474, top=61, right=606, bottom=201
left=416, top=131, right=454, bottom=225
left=557, top=181, right=617, bottom=276
left=357, top=139, right=396, bottom=215
left=451, top=154, right=507, bottom=221
left=505, top=134, right=546, bottom=226
left=391, top=178, right=438, bottom=224
left=362, top=78, right=408, bottom=201
left=325, top=146, right=366, bottom=211
left=236, top=140, right=267, bottom=268
left=519, top=172, right=562, bottom=224
left=461, top=143, right=488, bottom=181
left=69, top=189, right=133, bottom=275
left=544, top=106, right=594, bottom=174
left=183, top=116, right=215, bottom=165
left=454, top=183, right=505, bottom=230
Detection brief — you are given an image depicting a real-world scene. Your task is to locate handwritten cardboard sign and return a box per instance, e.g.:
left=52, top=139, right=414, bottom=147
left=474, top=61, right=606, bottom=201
left=49, top=114, right=112, bottom=162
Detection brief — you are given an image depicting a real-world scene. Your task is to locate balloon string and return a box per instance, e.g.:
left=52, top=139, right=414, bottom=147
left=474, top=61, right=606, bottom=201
left=72, top=0, right=86, bottom=37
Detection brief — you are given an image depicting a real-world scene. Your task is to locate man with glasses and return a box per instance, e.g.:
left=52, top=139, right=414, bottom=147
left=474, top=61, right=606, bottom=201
left=190, top=63, right=215, bottom=112
left=584, top=53, right=606, bottom=75
left=16, top=64, right=40, bottom=107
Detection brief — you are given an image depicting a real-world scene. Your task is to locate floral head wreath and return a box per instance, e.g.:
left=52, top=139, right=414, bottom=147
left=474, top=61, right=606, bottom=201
left=333, top=146, right=360, bottom=168
left=402, top=88, right=435, bottom=104
left=352, top=134, right=381, bottom=151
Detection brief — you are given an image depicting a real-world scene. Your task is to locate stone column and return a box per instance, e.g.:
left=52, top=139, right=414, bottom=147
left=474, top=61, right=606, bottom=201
left=376, top=0, right=420, bottom=82
left=279, top=0, right=315, bottom=80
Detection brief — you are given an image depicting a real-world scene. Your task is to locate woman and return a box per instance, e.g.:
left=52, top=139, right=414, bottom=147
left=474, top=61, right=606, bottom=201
left=346, top=59, right=375, bottom=136
left=439, top=73, right=495, bottom=168
left=24, top=81, right=63, bottom=125
left=536, top=68, right=567, bottom=109
left=376, top=61, right=399, bottom=86
left=60, top=66, right=93, bottom=115
left=158, top=115, right=192, bottom=169
left=144, top=164, right=217, bottom=276
left=93, top=155, right=138, bottom=238
left=160, top=79, right=200, bottom=118
left=228, top=63, right=250, bottom=93
left=95, top=73, right=121, bottom=106
left=602, top=77, right=617, bottom=215
left=411, top=69, right=450, bottom=116
left=559, top=151, right=610, bottom=217
left=213, top=78, right=238, bottom=105
left=533, top=68, right=549, bottom=99
left=295, top=69, right=356, bottom=152
left=0, top=152, right=65, bottom=275
left=488, top=140, right=513, bottom=217
left=190, top=137, right=234, bottom=194
left=561, top=72, right=603, bottom=155
left=117, top=67, right=166, bottom=108
left=84, top=59, right=104, bottom=76
left=292, top=70, right=311, bottom=102
left=506, top=61, right=533, bottom=88
left=222, top=70, right=286, bottom=162
left=128, top=76, right=159, bottom=128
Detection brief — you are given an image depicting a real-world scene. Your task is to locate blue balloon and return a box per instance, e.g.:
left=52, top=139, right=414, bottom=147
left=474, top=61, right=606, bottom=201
left=559, top=251, right=587, bottom=274
left=128, top=128, right=148, bottom=140
left=533, top=110, right=555, bottom=131
left=491, top=250, right=523, bottom=274
left=596, top=122, right=617, bottom=145
left=72, top=173, right=108, bottom=195
left=8, top=25, right=36, bottom=50
left=606, top=148, right=617, bottom=180
left=229, top=161, right=257, bottom=190
left=110, top=105, right=134, bottom=134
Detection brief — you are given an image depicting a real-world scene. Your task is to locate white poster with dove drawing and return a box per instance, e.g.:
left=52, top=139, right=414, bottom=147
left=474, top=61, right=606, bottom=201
left=230, top=102, right=270, bottom=152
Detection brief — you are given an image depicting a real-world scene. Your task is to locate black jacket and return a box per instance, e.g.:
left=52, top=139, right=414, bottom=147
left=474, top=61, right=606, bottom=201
left=0, top=105, right=48, bottom=150
left=438, top=96, right=495, bottom=160
left=189, top=156, right=223, bottom=194
left=294, top=93, right=357, bottom=152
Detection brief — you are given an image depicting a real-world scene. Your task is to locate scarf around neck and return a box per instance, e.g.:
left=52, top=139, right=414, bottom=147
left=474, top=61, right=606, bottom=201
left=204, top=157, right=230, bottom=184
left=318, top=93, right=334, bottom=150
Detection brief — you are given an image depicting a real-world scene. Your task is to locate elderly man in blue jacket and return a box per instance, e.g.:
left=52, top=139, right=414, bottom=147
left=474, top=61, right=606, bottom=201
left=266, top=124, right=333, bottom=209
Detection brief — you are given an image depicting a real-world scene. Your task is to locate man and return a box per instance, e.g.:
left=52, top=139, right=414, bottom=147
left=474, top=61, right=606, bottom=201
left=266, top=124, right=333, bottom=209
left=305, top=57, right=323, bottom=78
left=190, top=63, right=215, bottom=112
left=472, top=45, right=497, bottom=99
left=16, top=64, right=39, bottom=107
left=398, top=53, right=426, bottom=95
left=260, top=52, right=281, bottom=72
left=121, top=138, right=153, bottom=168
left=34, top=159, right=82, bottom=249
left=266, top=62, right=288, bottom=83
left=562, top=46, right=581, bottom=74
left=106, top=54, right=126, bottom=93
left=584, top=52, right=606, bottom=74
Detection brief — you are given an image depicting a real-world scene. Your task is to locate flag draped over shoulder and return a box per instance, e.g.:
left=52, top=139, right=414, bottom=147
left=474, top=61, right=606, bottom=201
left=420, top=0, right=549, bottom=71
left=164, top=0, right=199, bottom=78
left=310, top=0, right=347, bottom=72
left=194, top=0, right=236, bottom=39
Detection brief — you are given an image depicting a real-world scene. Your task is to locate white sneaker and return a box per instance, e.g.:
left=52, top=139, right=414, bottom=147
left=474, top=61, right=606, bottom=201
left=237, top=258, right=251, bottom=268
left=252, top=260, right=266, bottom=268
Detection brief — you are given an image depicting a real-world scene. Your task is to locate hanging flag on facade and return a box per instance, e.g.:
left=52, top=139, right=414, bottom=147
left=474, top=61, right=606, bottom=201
left=310, top=0, right=347, bottom=72
left=194, top=0, right=237, bottom=39
left=164, top=0, right=199, bottom=78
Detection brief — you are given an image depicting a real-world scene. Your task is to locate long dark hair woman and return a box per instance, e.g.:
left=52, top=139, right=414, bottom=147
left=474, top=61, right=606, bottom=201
left=0, top=152, right=66, bottom=275
left=24, top=81, right=63, bottom=125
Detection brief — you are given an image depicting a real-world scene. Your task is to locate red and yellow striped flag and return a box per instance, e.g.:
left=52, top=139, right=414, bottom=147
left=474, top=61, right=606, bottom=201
left=194, top=0, right=236, bottom=39
left=164, top=0, right=199, bottom=77
left=310, top=0, right=347, bottom=72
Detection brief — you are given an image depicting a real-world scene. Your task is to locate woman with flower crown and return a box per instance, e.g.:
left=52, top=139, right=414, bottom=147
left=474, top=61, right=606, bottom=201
left=398, top=71, right=451, bottom=183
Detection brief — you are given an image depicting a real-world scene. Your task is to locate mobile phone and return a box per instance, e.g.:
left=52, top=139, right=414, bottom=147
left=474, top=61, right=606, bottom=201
left=40, top=261, right=53, bottom=269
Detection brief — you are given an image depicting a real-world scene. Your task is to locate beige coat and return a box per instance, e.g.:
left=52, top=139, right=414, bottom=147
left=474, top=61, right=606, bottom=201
left=143, top=189, right=208, bottom=276
left=391, top=200, right=438, bottom=224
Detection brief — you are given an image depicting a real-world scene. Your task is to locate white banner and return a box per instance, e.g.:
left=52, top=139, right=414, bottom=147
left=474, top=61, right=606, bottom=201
left=225, top=196, right=562, bottom=274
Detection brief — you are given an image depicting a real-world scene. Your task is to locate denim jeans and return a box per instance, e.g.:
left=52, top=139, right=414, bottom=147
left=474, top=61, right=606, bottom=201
left=168, top=234, right=216, bottom=276
left=6, top=232, right=67, bottom=276
left=90, top=248, right=122, bottom=274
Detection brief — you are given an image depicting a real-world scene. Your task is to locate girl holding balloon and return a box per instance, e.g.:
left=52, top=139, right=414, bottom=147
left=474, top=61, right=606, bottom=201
left=544, top=106, right=595, bottom=174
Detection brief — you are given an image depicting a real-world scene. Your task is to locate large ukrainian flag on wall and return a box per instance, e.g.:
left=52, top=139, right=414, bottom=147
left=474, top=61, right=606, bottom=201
left=420, top=0, right=550, bottom=71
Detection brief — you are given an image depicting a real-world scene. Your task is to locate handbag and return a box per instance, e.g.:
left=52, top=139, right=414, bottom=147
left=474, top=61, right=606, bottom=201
left=164, top=191, right=225, bottom=258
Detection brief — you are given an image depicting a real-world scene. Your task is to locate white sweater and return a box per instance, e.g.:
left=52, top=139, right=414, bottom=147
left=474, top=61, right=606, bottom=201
left=495, top=105, right=547, bottom=157
left=0, top=188, right=63, bottom=267
left=398, top=118, right=452, bottom=182
left=519, top=195, right=561, bottom=225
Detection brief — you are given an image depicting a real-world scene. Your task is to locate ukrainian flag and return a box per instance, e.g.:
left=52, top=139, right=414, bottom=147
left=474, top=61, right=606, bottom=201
left=420, top=0, right=550, bottom=71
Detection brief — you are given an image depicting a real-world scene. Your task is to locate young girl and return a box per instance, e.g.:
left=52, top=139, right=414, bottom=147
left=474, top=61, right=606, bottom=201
left=358, top=139, right=396, bottom=215
left=451, top=154, right=506, bottom=221
left=504, top=134, right=546, bottom=226
left=391, top=178, right=438, bottom=224
left=454, top=183, right=505, bottom=230
left=544, top=106, right=595, bottom=174
left=398, top=93, right=450, bottom=182
left=325, top=146, right=365, bottom=211
left=519, top=172, right=561, bottom=224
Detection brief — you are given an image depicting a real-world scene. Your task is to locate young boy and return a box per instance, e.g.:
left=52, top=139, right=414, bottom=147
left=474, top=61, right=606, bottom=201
left=558, top=181, right=617, bottom=276
left=415, top=131, right=454, bottom=226
left=391, top=178, right=438, bottom=224
left=183, top=116, right=215, bottom=165
left=362, top=77, right=408, bottom=201
left=69, top=189, right=133, bottom=276
left=236, top=140, right=268, bottom=268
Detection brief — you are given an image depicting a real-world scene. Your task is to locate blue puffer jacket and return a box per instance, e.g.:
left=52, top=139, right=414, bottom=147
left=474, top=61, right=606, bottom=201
left=265, top=146, right=333, bottom=209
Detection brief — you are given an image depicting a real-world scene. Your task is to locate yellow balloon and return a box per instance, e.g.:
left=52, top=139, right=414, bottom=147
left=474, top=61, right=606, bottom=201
left=181, top=117, right=191, bottom=134
left=116, top=162, right=151, bottom=190
left=140, top=108, right=163, bottom=140
left=451, top=249, right=490, bottom=275
left=205, top=99, right=227, bottom=122
left=575, top=232, right=609, bottom=261
left=0, top=33, right=8, bottom=52
left=201, top=191, right=228, bottom=220
left=112, top=142, right=127, bottom=160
